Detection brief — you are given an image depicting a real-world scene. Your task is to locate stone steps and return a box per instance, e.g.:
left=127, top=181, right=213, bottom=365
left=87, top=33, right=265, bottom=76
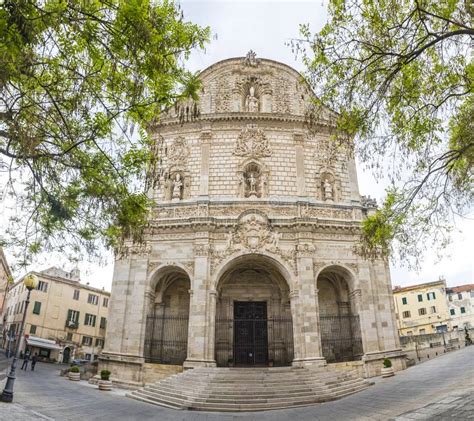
left=127, top=366, right=372, bottom=411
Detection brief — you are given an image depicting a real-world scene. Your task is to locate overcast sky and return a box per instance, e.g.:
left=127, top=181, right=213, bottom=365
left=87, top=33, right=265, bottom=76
left=2, top=1, right=472, bottom=290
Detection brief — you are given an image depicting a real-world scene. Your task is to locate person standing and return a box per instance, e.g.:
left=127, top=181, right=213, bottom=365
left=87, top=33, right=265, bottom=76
left=31, top=353, right=38, bottom=371
left=21, top=350, right=30, bottom=370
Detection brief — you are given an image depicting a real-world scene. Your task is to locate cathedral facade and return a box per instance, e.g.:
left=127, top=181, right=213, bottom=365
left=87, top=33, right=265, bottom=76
left=100, top=53, right=405, bottom=387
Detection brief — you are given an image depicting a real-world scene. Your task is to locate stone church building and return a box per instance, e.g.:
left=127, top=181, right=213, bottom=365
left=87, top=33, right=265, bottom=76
left=100, top=53, right=405, bottom=391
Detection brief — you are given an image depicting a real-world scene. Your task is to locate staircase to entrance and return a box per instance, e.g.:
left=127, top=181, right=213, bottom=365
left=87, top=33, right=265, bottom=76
left=127, top=365, right=373, bottom=412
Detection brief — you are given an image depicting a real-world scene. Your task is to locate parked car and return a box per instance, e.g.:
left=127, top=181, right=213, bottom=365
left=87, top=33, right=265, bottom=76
left=70, top=359, right=89, bottom=366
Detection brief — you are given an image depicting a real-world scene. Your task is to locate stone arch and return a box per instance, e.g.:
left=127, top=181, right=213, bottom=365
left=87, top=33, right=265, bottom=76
left=316, top=265, right=363, bottom=363
left=213, top=253, right=295, bottom=367
left=144, top=265, right=191, bottom=365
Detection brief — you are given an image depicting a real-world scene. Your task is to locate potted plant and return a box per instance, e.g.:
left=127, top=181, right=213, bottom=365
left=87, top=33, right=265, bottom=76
left=381, top=357, right=395, bottom=378
left=98, top=369, right=112, bottom=391
left=68, top=365, right=81, bottom=381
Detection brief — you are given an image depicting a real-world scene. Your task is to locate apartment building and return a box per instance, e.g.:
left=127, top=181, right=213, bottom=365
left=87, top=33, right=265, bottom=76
left=446, top=284, right=474, bottom=330
left=0, top=248, right=12, bottom=317
left=393, top=279, right=451, bottom=336
left=3, top=267, right=110, bottom=363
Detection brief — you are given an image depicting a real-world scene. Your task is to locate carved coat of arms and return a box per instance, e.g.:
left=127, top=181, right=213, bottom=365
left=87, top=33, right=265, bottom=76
left=233, top=127, right=271, bottom=158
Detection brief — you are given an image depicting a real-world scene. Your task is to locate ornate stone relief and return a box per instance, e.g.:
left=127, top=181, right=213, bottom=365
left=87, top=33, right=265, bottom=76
left=233, top=127, right=271, bottom=158
left=236, top=161, right=269, bottom=199
left=147, top=260, right=194, bottom=277
left=167, top=136, right=190, bottom=168
left=208, top=212, right=298, bottom=276
left=119, top=243, right=152, bottom=258
left=243, top=50, right=259, bottom=67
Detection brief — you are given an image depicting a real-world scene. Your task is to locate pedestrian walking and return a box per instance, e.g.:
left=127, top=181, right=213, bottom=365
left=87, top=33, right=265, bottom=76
left=21, top=350, right=30, bottom=370
left=31, top=353, right=38, bottom=371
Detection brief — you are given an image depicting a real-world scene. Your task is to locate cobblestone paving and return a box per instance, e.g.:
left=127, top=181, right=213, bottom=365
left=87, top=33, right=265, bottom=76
left=0, top=346, right=473, bottom=420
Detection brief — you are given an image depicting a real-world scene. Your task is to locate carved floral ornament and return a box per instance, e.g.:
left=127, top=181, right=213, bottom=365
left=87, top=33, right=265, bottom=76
left=207, top=212, right=299, bottom=276
left=233, top=127, right=271, bottom=158
left=167, top=136, right=190, bottom=168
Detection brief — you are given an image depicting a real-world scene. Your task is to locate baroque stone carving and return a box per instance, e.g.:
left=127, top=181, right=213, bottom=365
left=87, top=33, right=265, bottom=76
left=361, top=195, right=377, bottom=208
left=208, top=212, right=298, bottom=275
left=167, top=136, right=190, bottom=168
left=245, top=86, right=259, bottom=112
left=243, top=50, right=259, bottom=67
left=233, top=127, right=271, bottom=158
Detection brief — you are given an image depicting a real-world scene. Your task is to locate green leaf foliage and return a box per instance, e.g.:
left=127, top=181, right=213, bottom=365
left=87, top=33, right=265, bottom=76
left=0, top=1, right=209, bottom=265
left=294, top=0, right=473, bottom=265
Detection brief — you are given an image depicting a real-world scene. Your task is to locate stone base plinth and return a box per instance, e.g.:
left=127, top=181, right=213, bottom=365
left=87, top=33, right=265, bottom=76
left=183, top=358, right=217, bottom=369
left=362, top=349, right=407, bottom=377
left=291, top=357, right=327, bottom=368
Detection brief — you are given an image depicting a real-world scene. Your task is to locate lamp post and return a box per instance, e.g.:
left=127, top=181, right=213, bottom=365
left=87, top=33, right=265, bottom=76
left=0, top=274, right=38, bottom=402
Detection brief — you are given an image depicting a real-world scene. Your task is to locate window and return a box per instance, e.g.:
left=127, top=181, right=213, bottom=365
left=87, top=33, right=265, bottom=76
left=402, top=311, right=411, bottom=318
left=427, top=292, right=436, bottom=300
left=470, top=291, right=474, bottom=298
left=32, top=301, right=41, bottom=315
left=458, top=293, right=463, bottom=300
left=88, top=294, right=98, bottom=305
left=84, top=313, right=96, bottom=327
left=406, top=331, right=413, bottom=336
left=96, top=338, right=104, bottom=347
left=82, top=336, right=92, bottom=346
left=419, top=328, right=426, bottom=334
left=85, top=353, right=92, bottom=360
left=402, top=297, right=408, bottom=305
left=37, top=280, right=48, bottom=293
left=66, top=332, right=73, bottom=341
left=417, top=294, right=423, bottom=302
left=66, top=309, right=80, bottom=327
left=450, top=309, right=455, bottom=315
left=418, top=308, right=427, bottom=316
left=103, top=297, right=109, bottom=308
left=73, top=290, right=80, bottom=300
left=449, top=295, right=453, bottom=302
left=430, top=306, right=436, bottom=313
left=30, top=325, right=37, bottom=334
left=461, top=307, right=466, bottom=314
left=100, top=317, right=107, bottom=329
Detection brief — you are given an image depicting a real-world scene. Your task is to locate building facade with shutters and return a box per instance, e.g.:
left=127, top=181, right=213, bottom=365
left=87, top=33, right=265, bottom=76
left=393, top=280, right=452, bottom=336
left=2, top=267, right=110, bottom=362
left=446, top=284, right=474, bottom=330
left=101, top=53, right=405, bottom=387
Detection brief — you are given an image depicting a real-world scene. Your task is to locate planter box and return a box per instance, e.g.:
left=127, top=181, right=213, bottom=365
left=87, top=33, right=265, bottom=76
left=68, top=372, right=81, bottom=381
left=381, top=367, right=395, bottom=378
left=98, top=380, right=112, bottom=391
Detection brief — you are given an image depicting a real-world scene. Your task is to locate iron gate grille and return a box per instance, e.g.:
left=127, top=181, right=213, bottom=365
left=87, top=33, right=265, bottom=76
left=319, top=314, right=363, bottom=362
left=215, top=316, right=294, bottom=366
left=144, top=314, right=189, bottom=364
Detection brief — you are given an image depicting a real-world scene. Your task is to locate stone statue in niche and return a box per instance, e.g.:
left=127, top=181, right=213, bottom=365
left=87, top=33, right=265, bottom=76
left=172, top=173, right=183, bottom=201
left=245, top=86, right=259, bottom=112
left=261, top=172, right=269, bottom=197
left=237, top=172, right=246, bottom=197
left=163, top=173, right=173, bottom=201
left=248, top=172, right=258, bottom=197
left=323, top=179, right=333, bottom=201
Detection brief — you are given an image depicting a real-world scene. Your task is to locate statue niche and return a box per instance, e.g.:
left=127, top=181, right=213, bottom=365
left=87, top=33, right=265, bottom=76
left=318, top=171, right=338, bottom=203
left=237, top=162, right=268, bottom=198
left=161, top=171, right=189, bottom=201
left=243, top=84, right=260, bottom=113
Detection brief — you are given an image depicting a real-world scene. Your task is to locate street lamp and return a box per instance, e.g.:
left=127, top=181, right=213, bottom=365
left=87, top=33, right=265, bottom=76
left=0, top=273, right=38, bottom=402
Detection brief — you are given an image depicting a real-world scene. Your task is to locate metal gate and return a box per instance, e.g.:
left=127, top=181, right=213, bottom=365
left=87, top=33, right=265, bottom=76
left=144, top=314, right=189, bottom=364
left=319, top=314, right=363, bottom=362
left=216, top=302, right=294, bottom=367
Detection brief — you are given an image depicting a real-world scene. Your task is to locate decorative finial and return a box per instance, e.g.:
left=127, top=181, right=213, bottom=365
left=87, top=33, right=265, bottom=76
left=244, top=50, right=258, bottom=67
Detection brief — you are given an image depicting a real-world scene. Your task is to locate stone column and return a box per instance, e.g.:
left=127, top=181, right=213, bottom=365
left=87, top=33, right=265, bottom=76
left=291, top=253, right=325, bottom=367
left=184, top=245, right=216, bottom=368
left=206, top=289, right=218, bottom=362
left=294, top=133, right=306, bottom=197
left=199, top=131, right=211, bottom=197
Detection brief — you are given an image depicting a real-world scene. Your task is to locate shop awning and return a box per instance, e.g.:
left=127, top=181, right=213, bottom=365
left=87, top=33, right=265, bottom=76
left=26, top=336, right=62, bottom=350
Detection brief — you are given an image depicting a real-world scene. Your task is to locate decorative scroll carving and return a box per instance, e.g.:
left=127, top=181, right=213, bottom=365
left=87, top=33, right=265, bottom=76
left=233, top=127, right=271, bottom=158
left=193, top=244, right=211, bottom=256
left=119, top=243, right=151, bottom=258
left=296, top=243, right=316, bottom=257
left=167, top=136, right=189, bottom=168
left=208, top=212, right=298, bottom=275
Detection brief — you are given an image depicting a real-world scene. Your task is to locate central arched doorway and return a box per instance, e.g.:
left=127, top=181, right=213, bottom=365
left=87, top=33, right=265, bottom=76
left=144, top=267, right=190, bottom=365
left=215, top=255, right=294, bottom=367
left=317, top=266, right=363, bottom=363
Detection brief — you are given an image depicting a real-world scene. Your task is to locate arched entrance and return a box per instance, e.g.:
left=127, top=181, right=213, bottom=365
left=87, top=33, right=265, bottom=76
left=63, top=346, right=71, bottom=364
left=144, top=267, right=190, bottom=365
left=317, top=266, right=363, bottom=362
left=215, top=255, right=294, bottom=367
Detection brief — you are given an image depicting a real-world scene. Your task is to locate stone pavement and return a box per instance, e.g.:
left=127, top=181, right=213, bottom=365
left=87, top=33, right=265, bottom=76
left=0, top=346, right=473, bottom=420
